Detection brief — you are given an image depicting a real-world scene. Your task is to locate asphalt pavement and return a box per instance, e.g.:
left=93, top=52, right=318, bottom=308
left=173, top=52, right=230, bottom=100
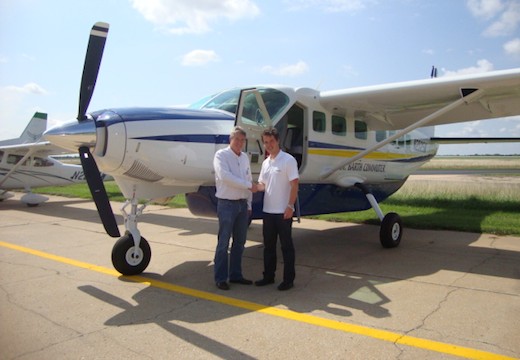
left=1, top=193, right=519, bottom=359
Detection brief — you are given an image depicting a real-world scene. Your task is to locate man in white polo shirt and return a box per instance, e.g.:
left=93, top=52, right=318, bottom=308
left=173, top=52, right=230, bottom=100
left=254, top=127, right=299, bottom=291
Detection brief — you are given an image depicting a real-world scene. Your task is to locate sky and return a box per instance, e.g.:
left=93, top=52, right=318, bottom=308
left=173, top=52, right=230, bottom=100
left=1, top=0, right=519, bottom=155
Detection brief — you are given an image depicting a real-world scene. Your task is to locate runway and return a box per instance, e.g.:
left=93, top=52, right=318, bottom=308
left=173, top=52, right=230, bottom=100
left=1, top=193, right=519, bottom=359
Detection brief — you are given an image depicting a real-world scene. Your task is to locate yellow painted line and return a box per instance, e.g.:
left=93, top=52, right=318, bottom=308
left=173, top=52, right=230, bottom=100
left=0, top=240, right=515, bottom=360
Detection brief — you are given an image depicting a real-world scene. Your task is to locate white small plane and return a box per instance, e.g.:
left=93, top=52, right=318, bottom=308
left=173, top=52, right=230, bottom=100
left=44, top=22, right=520, bottom=275
left=0, top=112, right=100, bottom=206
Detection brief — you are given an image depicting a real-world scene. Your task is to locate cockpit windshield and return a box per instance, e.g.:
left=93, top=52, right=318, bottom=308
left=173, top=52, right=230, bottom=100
left=189, top=87, right=291, bottom=123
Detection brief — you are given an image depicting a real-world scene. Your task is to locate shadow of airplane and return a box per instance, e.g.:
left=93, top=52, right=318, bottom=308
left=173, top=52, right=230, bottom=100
left=78, top=276, right=256, bottom=360
left=4, top=192, right=519, bottom=325
left=3, top=194, right=519, bottom=282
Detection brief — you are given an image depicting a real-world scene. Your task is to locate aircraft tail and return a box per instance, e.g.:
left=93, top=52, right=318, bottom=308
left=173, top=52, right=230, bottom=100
left=19, top=112, right=48, bottom=143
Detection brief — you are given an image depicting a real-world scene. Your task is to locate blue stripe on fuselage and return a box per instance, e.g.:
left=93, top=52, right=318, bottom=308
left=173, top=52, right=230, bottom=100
left=94, top=107, right=235, bottom=122
left=91, top=107, right=235, bottom=144
left=133, top=134, right=230, bottom=144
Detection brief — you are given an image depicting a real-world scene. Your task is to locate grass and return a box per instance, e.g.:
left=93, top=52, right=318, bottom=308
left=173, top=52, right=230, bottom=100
left=315, top=180, right=520, bottom=236
left=34, top=181, right=187, bottom=208
left=33, top=156, right=520, bottom=236
left=419, top=155, right=520, bottom=170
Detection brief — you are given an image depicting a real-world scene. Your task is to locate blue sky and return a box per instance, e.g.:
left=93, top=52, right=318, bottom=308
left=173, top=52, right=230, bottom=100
left=1, top=0, right=519, bottom=155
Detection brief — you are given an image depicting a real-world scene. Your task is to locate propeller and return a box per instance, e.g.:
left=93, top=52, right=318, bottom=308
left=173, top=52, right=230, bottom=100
left=78, top=22, right=109, bottom=121
left=79, top=146, right=120, bottom=237
left=77, top=22, right=120, bottom=238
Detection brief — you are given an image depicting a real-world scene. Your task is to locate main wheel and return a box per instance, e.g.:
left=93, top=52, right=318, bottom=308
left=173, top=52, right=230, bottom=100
left=379, top=212, right=402, bottom=248
left=111, top=232, right=151, bottom=275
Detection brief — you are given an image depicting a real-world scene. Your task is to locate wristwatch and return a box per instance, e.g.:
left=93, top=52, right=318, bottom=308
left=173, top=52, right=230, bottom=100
left=287, top=204, right=295, bottom=211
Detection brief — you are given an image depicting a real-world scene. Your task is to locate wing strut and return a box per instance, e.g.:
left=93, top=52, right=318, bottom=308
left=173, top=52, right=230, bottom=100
left=320, top=88, right=484, bottom=179
left=0, top=148, right=36, bottom=188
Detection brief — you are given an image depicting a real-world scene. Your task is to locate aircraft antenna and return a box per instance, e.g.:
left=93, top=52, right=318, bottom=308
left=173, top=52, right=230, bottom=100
left=430, top=66, right=438, bottom=78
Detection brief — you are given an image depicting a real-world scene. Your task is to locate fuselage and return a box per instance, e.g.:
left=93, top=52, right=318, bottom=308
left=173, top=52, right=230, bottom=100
left=44, top=86, right=438, bottom=218
left=0, top=151, right=86, bottom=190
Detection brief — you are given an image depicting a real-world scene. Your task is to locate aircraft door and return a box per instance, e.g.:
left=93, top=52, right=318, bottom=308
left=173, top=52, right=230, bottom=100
left=235, top=88, right=272, bottom=176
left=277, top=104, right=305, bottom=171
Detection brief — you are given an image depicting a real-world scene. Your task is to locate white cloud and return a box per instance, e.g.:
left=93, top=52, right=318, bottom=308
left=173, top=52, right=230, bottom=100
left=3, top=83, right=48, bottom=95
left=130, top=0, right=260, bottom=35
left=441, top=59, right=494, bottom=76
left=261, top=61, right=309, bottom=76
left=504, top=37, right=520, bottom=54
left=181, top=50, right=220, bottom=66
left=467, top=0, right=520, bottom=37
left=466, top=0, right=504, bottom=19
left=483, top=1, right=520, bottom=36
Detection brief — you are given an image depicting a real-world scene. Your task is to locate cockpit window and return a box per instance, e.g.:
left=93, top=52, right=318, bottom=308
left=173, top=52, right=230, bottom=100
left=190, top=88, right=290, bottom=122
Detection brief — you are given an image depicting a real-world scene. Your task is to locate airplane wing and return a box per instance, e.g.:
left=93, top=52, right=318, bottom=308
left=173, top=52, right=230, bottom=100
left=0, top=141, right=78, bottom=189
left=319, top=68, right=520, bottom=130
left=0, top=141, right=76, bottom=157
left=429, top=137, right=520, bottom=144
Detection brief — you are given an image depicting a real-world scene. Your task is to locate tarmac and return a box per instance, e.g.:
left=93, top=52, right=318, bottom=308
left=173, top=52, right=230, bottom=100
left=1, top=193, right=519, bottom=359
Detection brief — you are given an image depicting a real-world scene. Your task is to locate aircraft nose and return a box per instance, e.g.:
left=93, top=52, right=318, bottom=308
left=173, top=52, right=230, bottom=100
left=43, top=119, right=96, bottom=152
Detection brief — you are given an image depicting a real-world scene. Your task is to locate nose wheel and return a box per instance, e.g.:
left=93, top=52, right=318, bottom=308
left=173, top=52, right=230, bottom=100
left=111, top=232, right=151, bottom=275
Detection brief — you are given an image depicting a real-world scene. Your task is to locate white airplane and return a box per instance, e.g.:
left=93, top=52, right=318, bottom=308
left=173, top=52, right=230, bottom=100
left=0, top=112, right=100, bottom=206
left=44, top=22, right=520, bottom=275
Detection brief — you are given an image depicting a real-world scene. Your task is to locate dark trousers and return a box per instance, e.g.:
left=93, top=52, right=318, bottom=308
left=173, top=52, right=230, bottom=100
left=262, top=213, right=295, bottom=283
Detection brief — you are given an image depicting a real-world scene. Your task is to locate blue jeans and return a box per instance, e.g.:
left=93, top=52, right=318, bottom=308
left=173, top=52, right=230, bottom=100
left=214, top=199, right=249, bottom=283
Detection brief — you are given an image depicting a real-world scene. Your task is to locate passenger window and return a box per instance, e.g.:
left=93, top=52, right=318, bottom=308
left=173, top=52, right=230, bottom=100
left=313, top=111, right=326, bottom=133
left=376, top=130, right=387, bottom=142
left=7, top=154, right=27, bottom=166
left=331, top=116, right=346, bottom=136
left=355, top=120, right=367, bottom=140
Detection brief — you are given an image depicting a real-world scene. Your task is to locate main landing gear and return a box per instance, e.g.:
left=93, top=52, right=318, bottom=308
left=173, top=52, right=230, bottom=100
left=356, top=183, right=403, bottom=248
left=111, top=199, right=151, bottom=275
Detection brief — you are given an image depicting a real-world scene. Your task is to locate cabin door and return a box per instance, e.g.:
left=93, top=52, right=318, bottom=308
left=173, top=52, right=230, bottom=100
left=235, top=88, right=272, bottom=176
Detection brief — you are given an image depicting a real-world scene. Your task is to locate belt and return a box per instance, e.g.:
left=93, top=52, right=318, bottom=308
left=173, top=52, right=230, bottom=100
left=219, top=198, right=247, bottom=202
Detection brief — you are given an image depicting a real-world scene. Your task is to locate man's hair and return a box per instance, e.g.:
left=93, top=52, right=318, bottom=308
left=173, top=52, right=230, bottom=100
left=261, top=127, right=279, bottom=141
left=230, top=126, right=247, bottom=139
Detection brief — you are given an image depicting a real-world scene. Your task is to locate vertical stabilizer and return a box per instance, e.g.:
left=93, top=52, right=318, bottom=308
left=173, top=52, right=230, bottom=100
left=19, top=112, right=47, bottom=143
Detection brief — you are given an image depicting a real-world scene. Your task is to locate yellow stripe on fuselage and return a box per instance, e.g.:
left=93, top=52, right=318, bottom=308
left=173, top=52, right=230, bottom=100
left=308, top=148, right=414, bottom=161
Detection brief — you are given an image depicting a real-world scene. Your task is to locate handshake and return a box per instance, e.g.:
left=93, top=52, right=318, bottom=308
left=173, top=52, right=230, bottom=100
left=249, top=181, right=263, bottom=193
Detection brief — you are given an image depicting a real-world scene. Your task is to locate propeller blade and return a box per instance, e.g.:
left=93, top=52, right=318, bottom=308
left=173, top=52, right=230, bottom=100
left=79, top=146, right=120, bottom=237
left=78, top=22, right=109, bottom=121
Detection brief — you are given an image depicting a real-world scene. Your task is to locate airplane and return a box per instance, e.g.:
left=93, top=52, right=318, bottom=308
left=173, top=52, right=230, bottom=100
left=0, top=112, right=107, bottom=206
left=43, top=22, right=520, bottom=275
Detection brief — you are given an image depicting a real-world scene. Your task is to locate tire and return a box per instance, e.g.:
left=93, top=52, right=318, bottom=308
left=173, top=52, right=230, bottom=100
left=380, top=212, right=402, bottom=248
left=111, top=233, right=151, bottom=275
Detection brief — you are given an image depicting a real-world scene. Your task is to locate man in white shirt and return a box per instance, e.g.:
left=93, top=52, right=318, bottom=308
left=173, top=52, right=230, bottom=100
left=255, top=127, right=299, bottom=291
left=213, top=126, right=257, bottom=290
